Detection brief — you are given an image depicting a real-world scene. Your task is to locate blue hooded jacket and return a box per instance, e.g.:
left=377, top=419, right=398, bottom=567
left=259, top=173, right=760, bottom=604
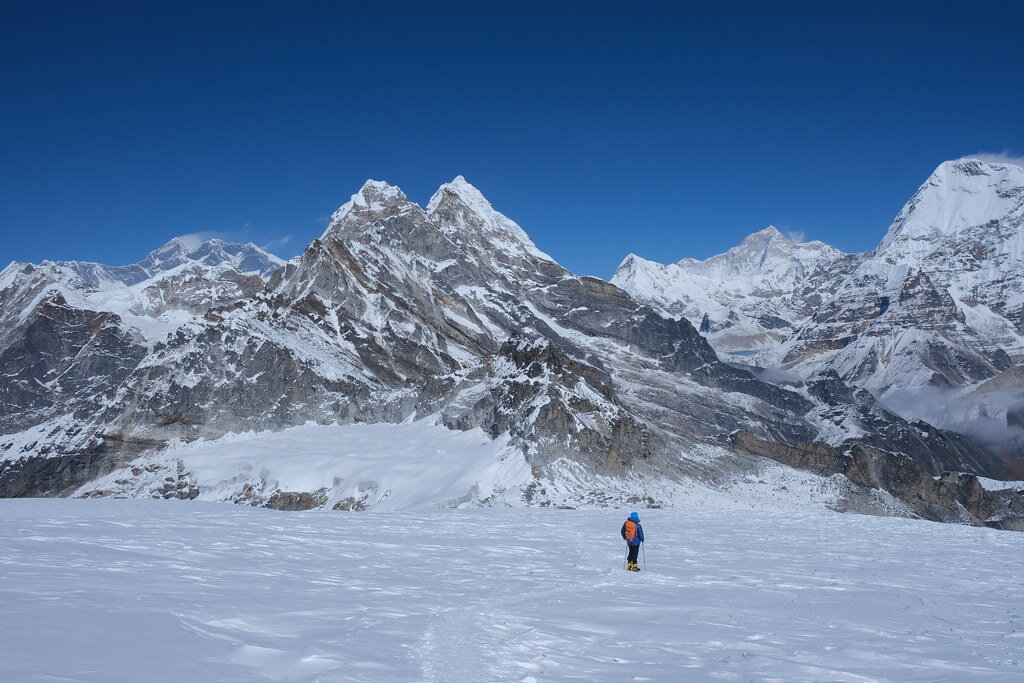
left=620, top=512, right=645, bottom=546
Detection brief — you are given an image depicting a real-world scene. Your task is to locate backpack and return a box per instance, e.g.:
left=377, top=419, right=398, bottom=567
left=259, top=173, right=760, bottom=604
left=623, top=519, right=637, bottom=543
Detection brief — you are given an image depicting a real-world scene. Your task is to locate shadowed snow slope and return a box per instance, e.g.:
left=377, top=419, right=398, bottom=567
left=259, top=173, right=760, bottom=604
left=2, top=499, right=1022, bottom=682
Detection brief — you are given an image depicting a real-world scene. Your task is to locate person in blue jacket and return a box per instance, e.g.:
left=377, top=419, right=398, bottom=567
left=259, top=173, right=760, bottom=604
left=620, top=511, right=645, bottom=572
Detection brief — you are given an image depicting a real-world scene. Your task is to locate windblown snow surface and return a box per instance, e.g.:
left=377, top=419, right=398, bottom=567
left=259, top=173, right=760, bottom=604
left=2, top=499, right=1022, bottom=682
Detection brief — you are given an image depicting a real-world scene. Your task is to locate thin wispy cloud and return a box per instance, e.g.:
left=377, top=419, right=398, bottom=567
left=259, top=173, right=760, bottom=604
left=176, top=231, right=223, bottom=251
left=261, top=235, right=294, bottom=253
left=784, top=230, right=806, bottom=243
left=961, top=150, right=1024, bottom=168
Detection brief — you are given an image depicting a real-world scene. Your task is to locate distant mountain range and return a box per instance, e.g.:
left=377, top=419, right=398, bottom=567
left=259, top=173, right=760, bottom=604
left=614, top=160, right=1024, bottom=446
left=2, top=164, right=1023, bottom=527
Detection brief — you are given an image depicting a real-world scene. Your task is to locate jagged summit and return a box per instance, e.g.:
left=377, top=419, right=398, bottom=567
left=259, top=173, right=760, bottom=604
left=141, top=236, right=284, bottom=275
left=427, top=175, right=551, bottom=261
left=672, top=226, right=840, bottom=272
left=320, top=176, right=553, bottom=262
left=323, top=179, right=413, bottom=234
left=426, top=175, right=492, bottom=216
left=351, top=179, right=410, bottom=207
left=736, top=157, right=1024, bottom=412
left=732, top=225, right=838, bottom=253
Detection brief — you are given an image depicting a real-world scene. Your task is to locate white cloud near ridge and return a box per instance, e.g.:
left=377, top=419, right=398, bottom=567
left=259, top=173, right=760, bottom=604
left=961, top=150, right=1024, bottom=168
left=261, top=235, right=293, bottom=252
left=176, top=231, right=222, bottom=251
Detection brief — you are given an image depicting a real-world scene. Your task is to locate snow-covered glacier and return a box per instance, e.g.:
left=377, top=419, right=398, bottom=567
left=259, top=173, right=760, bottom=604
left=2, top=498, right=1022, bottom=682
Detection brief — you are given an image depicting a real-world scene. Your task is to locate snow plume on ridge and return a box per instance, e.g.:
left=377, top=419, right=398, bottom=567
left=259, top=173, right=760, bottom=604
left=961, top=150, right=1024, bottom=168
left=879, top=386, right=1024, bottom=449
left=784, top=230, right=806, bottom=244
left=175, top=232, right=221, bottom=251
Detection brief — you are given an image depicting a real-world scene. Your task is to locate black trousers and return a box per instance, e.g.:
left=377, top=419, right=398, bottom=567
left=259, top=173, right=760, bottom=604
left=626, top=544, right=640, bottom=565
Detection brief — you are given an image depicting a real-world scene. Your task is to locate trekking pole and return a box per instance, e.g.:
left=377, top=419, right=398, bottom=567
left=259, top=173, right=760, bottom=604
left=642, top=543, right=646, bottom=571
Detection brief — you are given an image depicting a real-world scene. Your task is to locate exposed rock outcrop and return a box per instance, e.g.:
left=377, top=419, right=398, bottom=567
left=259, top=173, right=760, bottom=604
left=728, top=431, right=1024, bottom=529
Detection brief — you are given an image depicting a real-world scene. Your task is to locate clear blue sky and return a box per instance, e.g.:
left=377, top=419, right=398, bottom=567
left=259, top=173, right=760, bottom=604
left=3, top=1, right=1022, bottom=278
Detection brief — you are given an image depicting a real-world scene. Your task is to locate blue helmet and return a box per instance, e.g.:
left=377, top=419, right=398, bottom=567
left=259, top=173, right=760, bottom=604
left=629, top=512, right=640, bottom=522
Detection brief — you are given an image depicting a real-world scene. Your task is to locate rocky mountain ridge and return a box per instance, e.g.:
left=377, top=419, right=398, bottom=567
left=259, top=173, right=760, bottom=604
left=2, top=171, right=1022, bottom=525
left=617, top=159, right=1024, bottom=450
left=613, top=226, right=865, bottom=355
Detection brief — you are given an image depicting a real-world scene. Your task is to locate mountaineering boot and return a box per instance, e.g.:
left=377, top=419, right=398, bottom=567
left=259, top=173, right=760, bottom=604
left=627, top=562, right=640, bottom=572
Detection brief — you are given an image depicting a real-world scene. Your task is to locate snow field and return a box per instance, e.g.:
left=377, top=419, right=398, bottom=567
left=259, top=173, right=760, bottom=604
left=2, top=499, right=1023, bottom=682
left=82, top=421, right=533, bottom=511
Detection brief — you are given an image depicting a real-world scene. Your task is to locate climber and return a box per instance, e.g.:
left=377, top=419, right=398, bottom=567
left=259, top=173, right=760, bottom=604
left=620, top=511, right=645, bottom=571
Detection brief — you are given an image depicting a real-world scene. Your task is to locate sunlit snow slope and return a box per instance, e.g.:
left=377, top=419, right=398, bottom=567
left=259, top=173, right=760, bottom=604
left=2, top=499, right=1022, bottom=682
left=79, top=421, right=534, bottom=511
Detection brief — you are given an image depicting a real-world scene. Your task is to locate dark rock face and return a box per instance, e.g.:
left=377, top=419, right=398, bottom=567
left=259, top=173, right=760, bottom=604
left=784, top=269, right=1011, bottom=390
left=699, top=313, right=711, bottom=333
left=0, top=433, right=162, bottom=498
left=803, top=370, right=1015, bottom=478
left=0, top=293, right=147, bottom=434
left=267, top=489, right=330, bottom=511
left=442, top=336, right=657, bottom=474
left=728, top=432, right=1024, bottom=529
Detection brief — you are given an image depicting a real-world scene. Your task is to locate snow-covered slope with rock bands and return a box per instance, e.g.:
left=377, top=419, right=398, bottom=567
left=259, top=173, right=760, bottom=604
left=1, top=172, right=1022, bottom=523
left=613, top=226, right=865, bottom=355
left=620, top=159, right=1024, bottom=455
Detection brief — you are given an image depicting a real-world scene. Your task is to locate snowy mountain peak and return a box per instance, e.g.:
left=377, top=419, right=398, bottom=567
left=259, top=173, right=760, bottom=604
left=184, top=239, right=285, bottom=274
left=425, top=176, right=553, bottom=262
left=324, top=180, right=414, bottom=235
left=616, top=252, right=648, bottom=272
left=314, top=176, right=553, bottom=266
left=941, top=157, right=1024, bottom=175
left=876, top=159, right=1024, bottom=255
left=612, top=226, right=856, bottom=354
left=29, top=237, right=283, bottom=290
left=671, top=226, right=842, bottom=275
left=147, top=237, right=193, bottom=261
left=353, top=179, right=409, bottom=205
left=426, top=175, right=492, bottom=216
left=138, top=237, right=283, bottom=276
left=744, top=225, right=787, bottom=243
